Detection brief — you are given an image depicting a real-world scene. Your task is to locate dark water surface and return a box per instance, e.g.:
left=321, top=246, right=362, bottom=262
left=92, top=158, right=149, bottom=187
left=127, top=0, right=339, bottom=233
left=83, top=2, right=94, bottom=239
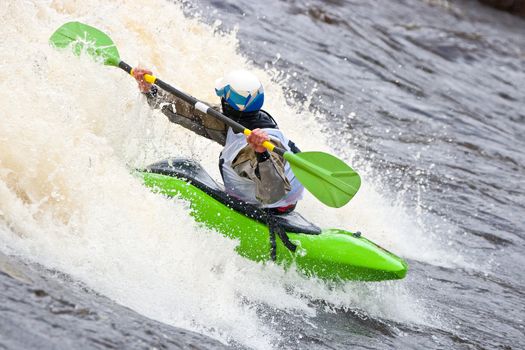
left=185, top=0, right=525, bottom=348
left=0, top=253, right=227, bottom=350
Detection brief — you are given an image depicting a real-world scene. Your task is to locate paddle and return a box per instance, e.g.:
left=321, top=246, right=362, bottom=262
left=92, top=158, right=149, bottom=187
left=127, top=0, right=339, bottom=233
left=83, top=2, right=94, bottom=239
left=49, top=21, right=361, bottom=208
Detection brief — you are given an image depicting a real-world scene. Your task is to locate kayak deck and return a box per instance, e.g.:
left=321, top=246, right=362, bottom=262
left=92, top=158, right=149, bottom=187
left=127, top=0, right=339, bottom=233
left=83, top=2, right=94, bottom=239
left=139, top=158, right=407, bottom=281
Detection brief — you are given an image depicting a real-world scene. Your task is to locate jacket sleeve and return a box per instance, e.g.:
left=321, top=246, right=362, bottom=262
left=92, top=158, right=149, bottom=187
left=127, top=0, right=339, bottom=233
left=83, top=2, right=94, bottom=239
left=144, top=86, right=227, bottom=146
left=231, top=143, right=291, bottom=205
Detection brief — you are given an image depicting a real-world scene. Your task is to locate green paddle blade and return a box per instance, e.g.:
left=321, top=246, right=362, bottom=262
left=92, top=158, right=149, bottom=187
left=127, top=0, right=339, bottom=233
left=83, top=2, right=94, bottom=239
left=285, top=151, right=361, bottom=208
left=49, top=22, right=120, bottom=66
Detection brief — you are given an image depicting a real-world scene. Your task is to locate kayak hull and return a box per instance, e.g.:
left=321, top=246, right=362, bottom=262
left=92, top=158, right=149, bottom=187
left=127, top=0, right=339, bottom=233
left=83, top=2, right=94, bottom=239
left=139, top=167, right=407, bottom=282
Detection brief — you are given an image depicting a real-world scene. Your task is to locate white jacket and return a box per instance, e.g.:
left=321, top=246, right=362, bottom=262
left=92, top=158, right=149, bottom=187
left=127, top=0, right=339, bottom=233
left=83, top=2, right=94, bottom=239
left=220, top=128, right=304, bottom=208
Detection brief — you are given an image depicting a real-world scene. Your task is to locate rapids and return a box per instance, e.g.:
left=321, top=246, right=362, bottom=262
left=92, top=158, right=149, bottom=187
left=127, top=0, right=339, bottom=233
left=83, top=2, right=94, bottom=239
left=1, top=0, right=523, bottom=349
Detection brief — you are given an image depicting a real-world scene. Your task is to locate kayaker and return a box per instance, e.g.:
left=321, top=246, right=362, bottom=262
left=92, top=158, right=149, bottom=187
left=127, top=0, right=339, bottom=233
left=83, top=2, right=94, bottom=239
left=133, top=68, right=304, bottom=214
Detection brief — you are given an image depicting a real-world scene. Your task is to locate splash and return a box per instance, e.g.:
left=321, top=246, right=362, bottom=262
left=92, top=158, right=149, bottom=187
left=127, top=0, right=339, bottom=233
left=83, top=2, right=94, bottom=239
left=0, top=0, right=454, bottom=348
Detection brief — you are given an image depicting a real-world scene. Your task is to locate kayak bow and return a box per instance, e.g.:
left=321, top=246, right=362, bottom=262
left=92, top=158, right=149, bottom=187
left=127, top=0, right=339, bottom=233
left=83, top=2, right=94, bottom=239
left=140, top=158, right=407, bottom=282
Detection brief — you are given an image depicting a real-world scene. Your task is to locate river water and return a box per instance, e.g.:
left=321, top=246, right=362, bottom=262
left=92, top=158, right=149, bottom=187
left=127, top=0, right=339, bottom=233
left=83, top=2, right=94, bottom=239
left=0, top=0, right=524, bottom=349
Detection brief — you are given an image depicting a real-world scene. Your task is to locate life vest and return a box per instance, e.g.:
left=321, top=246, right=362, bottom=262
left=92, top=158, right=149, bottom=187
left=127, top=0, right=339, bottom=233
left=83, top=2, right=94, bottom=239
left=219, top=127, right=304, bottom=208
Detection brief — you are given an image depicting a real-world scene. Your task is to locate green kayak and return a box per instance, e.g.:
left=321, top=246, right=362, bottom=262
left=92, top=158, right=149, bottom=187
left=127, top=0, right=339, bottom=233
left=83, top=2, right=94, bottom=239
left=139, top=158, right=408, bottom=282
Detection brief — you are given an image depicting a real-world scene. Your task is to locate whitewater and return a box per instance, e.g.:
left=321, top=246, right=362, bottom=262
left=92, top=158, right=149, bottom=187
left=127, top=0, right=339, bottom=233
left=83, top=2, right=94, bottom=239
left=0, top=0, right=463, bottom=348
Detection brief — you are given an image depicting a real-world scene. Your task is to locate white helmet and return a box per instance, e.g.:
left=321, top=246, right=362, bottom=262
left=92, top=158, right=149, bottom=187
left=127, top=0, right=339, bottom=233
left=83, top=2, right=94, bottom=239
left=215, top=70, right=264, bottom=112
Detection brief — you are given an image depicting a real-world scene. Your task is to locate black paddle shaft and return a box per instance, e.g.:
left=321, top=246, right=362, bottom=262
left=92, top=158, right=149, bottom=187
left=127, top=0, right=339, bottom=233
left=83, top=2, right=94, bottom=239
left=119, top=61, right=287, bottom=157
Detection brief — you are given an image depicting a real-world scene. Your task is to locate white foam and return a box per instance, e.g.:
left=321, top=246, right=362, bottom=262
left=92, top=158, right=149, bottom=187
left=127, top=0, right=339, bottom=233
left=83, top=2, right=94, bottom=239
left=0, top=0, right=456, bottom=348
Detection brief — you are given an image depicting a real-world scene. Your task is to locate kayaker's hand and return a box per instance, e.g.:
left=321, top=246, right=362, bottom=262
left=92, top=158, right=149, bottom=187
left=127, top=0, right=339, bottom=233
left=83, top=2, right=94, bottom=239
left=132, top=67, right=153, bottom=93
left=246, top=128, right=269, bottom=153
